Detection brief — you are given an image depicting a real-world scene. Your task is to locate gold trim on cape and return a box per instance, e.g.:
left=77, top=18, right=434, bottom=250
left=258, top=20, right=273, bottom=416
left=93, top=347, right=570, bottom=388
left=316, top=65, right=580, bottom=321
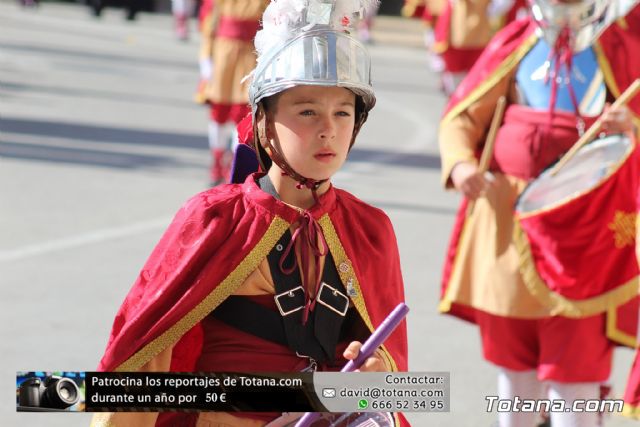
left=513, top=220, right=639, bottom=318
left=441, top=33, right=539, bottom=125
left=594, top=41, right=640, bottom=132
left=606, top=306, right=638, bottom=348
left=116, top=216, right=291, bottom=372
left=438, top=209, right=472, bottom=314
left=319, top=215, right=399, bottom=372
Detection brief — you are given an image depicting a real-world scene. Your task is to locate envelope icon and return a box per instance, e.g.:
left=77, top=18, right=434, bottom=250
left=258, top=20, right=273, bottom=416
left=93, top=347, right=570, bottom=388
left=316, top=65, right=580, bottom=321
left=322, top=388, right=336, bottom=398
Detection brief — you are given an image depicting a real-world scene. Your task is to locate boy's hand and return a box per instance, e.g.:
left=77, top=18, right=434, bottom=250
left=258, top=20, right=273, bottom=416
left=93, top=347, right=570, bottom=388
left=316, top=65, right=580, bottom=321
left=343, top=341, right=387, bottom=372
left=451, top=161, right=495, bottom=200
left=601, top=104, right=634, bottom=134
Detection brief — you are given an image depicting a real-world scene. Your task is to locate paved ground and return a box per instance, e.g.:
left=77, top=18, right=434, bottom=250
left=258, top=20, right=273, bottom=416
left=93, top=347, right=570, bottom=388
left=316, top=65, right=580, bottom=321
left=1, top=2, right=637, bottom=426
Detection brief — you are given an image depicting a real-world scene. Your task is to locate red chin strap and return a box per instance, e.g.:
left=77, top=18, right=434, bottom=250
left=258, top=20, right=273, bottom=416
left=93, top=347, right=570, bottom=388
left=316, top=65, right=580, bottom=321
left=252, top=104, right=328, bottom=194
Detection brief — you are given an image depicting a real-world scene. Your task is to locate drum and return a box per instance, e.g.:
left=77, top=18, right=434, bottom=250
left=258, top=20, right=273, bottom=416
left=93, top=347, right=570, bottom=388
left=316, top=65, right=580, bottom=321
left=516, top=134, right=635, bottom=214
left=514, top=133, right=640, bottom=316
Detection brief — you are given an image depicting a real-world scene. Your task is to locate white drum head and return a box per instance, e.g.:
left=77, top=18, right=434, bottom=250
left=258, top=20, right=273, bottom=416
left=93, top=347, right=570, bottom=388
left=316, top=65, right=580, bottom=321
left=516, top=134, right=633, bottom=215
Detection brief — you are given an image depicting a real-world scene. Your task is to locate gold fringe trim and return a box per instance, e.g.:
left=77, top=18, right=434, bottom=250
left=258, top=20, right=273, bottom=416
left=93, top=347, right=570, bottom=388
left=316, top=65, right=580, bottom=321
left=606, top=306, right=638, bottom=348
left=513, top=219, right=639, bottom=318
left=441, top=33, right=539, bottom=125
left=116, top=216, right=291, bottom=372
left=319, top=215, right=399, bottom=372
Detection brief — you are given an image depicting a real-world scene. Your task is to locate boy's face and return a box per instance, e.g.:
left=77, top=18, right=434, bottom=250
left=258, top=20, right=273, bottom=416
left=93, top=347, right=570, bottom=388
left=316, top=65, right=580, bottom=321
left=267, top=85, right=356, bottom=181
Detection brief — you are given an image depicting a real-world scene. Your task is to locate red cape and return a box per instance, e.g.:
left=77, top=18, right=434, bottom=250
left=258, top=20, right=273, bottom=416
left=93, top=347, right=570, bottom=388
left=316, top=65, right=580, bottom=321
left=439, top=5, right=640, bottom=417
left=442, top=7, right=640, bottom=123
left=98, top=174, right=408, bottom=374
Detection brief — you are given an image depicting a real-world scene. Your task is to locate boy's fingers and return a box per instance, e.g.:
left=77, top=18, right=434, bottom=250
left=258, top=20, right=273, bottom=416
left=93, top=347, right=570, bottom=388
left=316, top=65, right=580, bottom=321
left=343, top=341, right=363, bottom=359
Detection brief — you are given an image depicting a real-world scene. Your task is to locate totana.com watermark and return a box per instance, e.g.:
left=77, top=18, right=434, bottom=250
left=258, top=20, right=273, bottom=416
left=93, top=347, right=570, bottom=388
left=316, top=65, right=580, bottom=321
left=485, top=396, right=624, bottom=413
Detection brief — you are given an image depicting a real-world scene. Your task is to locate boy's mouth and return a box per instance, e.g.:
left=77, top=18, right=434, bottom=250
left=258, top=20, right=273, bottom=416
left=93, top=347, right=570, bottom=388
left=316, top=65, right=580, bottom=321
left=314, top=151, right=336, bottom=162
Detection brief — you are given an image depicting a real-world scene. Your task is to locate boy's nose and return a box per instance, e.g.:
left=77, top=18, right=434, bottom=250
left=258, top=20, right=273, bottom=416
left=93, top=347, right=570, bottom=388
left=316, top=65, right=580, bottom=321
left=318, top=115, right=336, bottom=140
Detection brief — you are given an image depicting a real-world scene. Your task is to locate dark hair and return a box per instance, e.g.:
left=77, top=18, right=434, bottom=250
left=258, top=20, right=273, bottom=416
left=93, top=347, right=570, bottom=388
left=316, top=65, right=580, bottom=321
left=261, top=92, right=282, bottom=114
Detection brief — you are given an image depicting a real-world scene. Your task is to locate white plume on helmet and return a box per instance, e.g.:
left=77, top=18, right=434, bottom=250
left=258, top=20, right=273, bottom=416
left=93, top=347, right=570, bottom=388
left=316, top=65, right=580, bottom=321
left=254, top=0, right=379, bottom=57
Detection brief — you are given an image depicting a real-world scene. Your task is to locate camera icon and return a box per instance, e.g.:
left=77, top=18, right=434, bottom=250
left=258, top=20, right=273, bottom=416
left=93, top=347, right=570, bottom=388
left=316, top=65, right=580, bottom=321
left=322, top=388, right=336, bottom=398
left=18, top=376, right=80, bottom=410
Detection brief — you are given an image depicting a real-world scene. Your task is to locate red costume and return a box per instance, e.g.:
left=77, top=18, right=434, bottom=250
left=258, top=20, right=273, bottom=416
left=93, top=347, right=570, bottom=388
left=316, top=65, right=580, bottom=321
left=91, top=174, right=408, bottom=426
left=439, top=3, right=640, bottom=421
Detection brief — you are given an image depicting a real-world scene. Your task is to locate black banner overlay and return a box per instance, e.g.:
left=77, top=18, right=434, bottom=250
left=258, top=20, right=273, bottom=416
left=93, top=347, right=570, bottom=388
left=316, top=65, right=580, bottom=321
left=85, top=372, right=328, bottom=412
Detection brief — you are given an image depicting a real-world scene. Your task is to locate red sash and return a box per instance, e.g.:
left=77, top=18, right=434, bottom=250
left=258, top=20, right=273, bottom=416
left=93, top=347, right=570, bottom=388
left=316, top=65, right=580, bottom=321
left=216, top=17, right=261, bottom=42
left=490, top=104, right=596, bottom=180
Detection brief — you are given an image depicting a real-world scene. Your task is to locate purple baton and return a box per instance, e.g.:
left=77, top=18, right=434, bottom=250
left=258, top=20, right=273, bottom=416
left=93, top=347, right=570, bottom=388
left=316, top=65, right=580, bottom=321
left=294, top=303, right=410, bottom=427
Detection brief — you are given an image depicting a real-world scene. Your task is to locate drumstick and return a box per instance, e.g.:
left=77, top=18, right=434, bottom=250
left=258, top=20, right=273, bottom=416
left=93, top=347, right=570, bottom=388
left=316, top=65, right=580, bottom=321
left=549, top=78, right=640, bottom=177
left=466, top=96, right=507, bottom=218
left=294, top=303, right=410, bottom=427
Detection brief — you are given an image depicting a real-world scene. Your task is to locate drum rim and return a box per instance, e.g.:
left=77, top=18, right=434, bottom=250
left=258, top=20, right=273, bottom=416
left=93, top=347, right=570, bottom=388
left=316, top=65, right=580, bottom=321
left=515, top=134, right=635, bottom=219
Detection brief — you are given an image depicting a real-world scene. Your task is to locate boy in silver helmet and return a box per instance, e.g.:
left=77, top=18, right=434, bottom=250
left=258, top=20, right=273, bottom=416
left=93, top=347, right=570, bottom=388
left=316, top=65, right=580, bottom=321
left=92, top=1, right=409, bottom=426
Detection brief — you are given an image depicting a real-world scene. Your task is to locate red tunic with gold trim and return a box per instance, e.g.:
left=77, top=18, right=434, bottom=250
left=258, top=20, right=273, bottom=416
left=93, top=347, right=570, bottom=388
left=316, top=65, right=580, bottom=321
left=438, top=5, right=640, bottom=386
left=90, top=174, right=408, bottom=427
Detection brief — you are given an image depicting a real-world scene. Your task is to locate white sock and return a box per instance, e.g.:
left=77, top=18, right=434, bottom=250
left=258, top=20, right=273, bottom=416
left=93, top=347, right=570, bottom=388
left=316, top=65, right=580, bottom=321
left=547, top=381, right=601, bottom=427
left=497, top=369, right=544, bottom=427
left=199, top=58, right=213, bottom=80
left=171, top=0, right=192, bottom=15
left=208, top=121, right=235, bottom=151
left=222, top=122, right=237, bottom=151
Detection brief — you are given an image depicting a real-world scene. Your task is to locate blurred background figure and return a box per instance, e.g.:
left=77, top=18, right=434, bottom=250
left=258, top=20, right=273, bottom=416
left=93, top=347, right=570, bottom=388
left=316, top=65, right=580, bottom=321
left=407, top=0, right=526, bottom=96
left=17, top=0, right=38, bottom=8
left=402, top=0, right=447, bottom=86
left=357, top=0, right=381, bottom=43
left=172, top=0, right=195, bottom=40
left=195, top=0, right=268, bottom=186
left=87, top=0, right=147, bottom=20
left=194, top=0, right=214, bottom=103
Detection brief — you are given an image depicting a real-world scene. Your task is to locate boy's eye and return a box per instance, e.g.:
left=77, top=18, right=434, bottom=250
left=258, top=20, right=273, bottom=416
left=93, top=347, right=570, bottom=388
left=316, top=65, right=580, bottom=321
left=300, top=110, right=314, bottom=116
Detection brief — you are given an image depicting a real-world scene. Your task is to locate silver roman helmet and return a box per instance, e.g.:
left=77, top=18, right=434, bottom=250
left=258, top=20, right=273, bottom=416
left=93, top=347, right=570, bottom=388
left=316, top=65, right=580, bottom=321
left=245, top=0, right=379, bottom=188
left=530, top=0, right=638, bottom=52
left=249, top=0, right=377, bottom=115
